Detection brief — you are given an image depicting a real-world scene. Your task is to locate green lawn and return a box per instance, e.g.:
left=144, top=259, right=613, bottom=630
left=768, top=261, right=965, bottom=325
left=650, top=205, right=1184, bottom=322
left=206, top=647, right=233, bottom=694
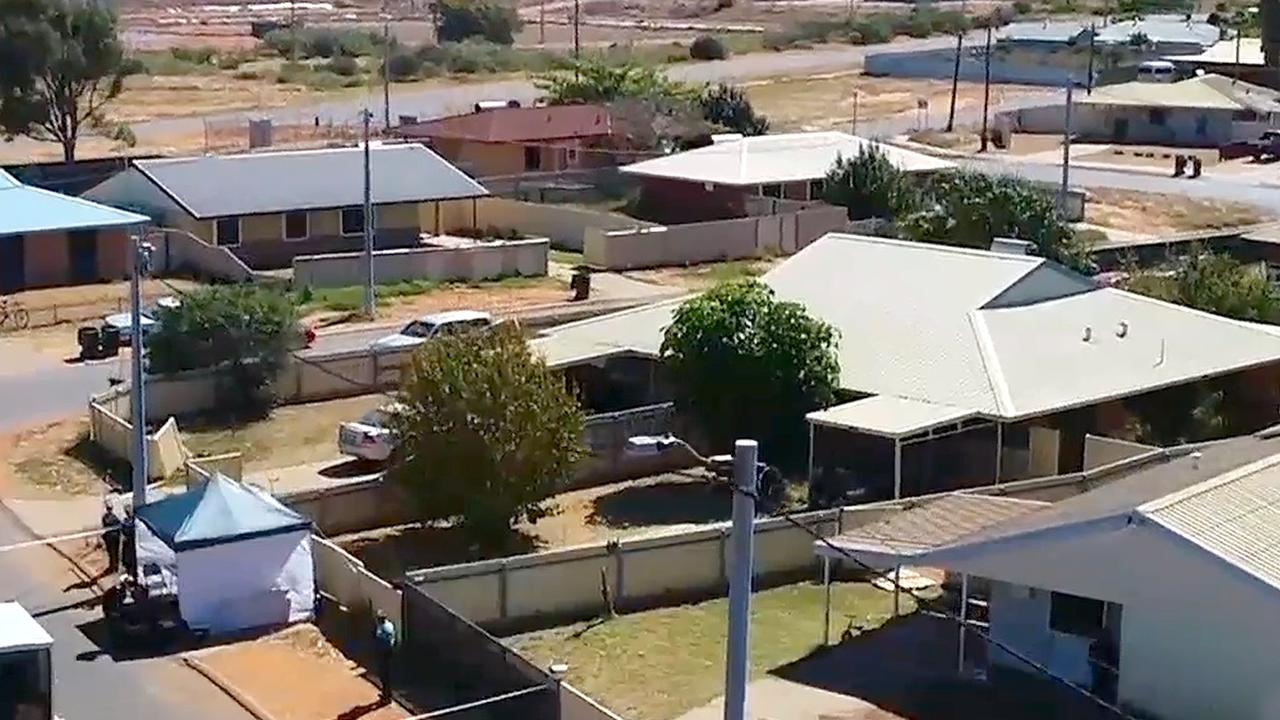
left=296, top=276, right=557, bottom=313
left=549, top=249, right=586, bottom=266
left=508, top=581, right=912, bottom=720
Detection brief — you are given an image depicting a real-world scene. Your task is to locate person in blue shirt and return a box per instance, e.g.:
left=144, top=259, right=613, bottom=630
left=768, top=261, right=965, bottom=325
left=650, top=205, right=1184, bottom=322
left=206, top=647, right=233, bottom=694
left=374, top=611, right=397, bottom=704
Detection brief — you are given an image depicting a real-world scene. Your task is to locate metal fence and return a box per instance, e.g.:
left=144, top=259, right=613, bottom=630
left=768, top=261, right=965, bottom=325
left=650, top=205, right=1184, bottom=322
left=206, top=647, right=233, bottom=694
left=401, top=583, right=558, bottom=720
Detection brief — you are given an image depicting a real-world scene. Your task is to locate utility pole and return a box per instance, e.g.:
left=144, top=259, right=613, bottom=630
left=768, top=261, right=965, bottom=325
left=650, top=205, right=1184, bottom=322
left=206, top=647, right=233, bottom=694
left=540, top=0, right=546, bottom=44
left=1086, top=22, right=1096, bottom=95
left=851, top=89, right=860, bottom=135
left=361, top=110, right=376, bottom=318
left=946, top=32, right=963, bottom=132
left=382, top=11, right=392, bottom=130
left=1060, top=80, right=1073, bottom=214
left=129, top=232, right=153, bottom=512
left=289, top=0, right=298, bottom=63
left=723, top=439, right=758, bottom=720
left=980, top=23, right=992, bottom=152
left=573, top=0, right=581, bottom=63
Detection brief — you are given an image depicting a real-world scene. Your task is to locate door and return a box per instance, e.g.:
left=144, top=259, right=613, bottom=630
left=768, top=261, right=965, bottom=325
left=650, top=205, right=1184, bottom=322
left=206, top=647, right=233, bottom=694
left=1113, top=117, right=1129, bottom=142
left=69, top=230, right=98, bottom=284
left=0, top=234, right=25, bottom=292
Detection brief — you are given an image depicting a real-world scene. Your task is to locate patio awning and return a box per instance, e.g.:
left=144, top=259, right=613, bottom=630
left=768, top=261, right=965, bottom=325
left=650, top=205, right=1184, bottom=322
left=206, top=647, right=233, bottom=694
left=814, top=494, right=1048, bottom=566
left=806, top=396, right=980, bottom=439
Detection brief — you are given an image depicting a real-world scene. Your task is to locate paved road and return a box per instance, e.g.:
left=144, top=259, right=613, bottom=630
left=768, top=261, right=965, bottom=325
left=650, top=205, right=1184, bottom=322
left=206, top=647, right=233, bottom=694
left=0, top=509, right=251, bottom=720
left=0, top=361, right=121, bottom=433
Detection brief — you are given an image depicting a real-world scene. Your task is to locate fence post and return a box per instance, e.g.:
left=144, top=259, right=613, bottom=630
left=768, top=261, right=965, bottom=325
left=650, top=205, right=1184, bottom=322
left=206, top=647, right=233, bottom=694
left=718, top=527, right=729, bottom=590
left=499, top=559, right=510, bottom=621
left=614, top=544, right=625, bottom=608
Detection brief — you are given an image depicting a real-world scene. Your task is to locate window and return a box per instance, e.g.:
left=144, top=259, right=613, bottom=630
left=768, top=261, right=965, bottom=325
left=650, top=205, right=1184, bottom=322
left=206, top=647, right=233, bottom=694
left=524, top=145, right=542, bottom=171
left=760, top=184, right=782, bottom=198
left=341, top=207, right=366, bottom=237
left=1049, top=591, right=1105, bottom=637
left=214, top=217, right=241, bottom=247
left=807, top=179, right=825, bottom=200
left=566, top=147, right=580, bottom=166
left=283, top=211, right=309, bottom=241
left=1148, top=108, right=1167, bottom=126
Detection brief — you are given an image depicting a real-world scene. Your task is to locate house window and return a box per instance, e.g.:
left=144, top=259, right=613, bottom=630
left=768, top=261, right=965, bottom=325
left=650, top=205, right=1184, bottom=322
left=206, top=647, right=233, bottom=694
left=1049, top=591, right=1106, bottom=637
left=524, top=145, right=542, bottom=171
left=1148, top=108, right=1168, bottom=126
left=341, top=207, right=366, bottom=237
left=283, top=211, right=309, bottom=241
left=566, top=147, right=580, bottom=166
left=214, top=217, right=241, bottom=247
left=807, top=179, right=825, bottom=200
left=760, top=184, right=782, bottom=198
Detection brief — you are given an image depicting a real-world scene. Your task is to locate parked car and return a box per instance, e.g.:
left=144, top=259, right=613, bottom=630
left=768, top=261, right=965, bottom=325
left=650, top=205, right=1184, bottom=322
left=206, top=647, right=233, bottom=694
left=338, top=404, right=404, bottom=462
left=368, top=310, right=494, bottom=352
left=102, top=296, right=181, bottom=343
left=1249, top=130, right=1280, bottom=162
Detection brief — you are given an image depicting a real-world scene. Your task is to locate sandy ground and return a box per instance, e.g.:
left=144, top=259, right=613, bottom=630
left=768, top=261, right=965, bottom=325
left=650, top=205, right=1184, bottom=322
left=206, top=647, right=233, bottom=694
left=0, top=417, right=117, bottom=501
left=1086, top=188, right=1272, bottom=235
left=196, top=624, right=407, bottom=720
left=624, top=258, right=782, bottom=291
left=300, top=278, right=571, bottom=328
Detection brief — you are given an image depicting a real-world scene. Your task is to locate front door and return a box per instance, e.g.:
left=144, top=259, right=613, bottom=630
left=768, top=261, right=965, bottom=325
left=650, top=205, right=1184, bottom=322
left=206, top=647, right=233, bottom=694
left=0, top=235, right=25, bottom=292
left=68, top=230, right=98, bottom=284
left=1113, top=117, right=1129, bottom=142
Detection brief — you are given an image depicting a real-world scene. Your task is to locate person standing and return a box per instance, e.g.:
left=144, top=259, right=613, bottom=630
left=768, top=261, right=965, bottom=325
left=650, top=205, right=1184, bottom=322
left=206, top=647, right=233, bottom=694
left=374, top=611, right=397, bottom=705
left=101, top=498, right=122, bottom=575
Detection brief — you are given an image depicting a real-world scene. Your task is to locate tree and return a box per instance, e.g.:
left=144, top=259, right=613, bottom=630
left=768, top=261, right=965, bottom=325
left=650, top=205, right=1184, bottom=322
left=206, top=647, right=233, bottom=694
left=1121, top=250, right=1280, bottom=324
left=146, top=286, right=299, bottom=415
left=900, top=170, right=1093, bottom=273
left=0, top=0, right=133, bottom=162
left=661, top=279, right=840, bottom=470
left=535, top=58, right=690, bottom=105
left=822, top=145, right=921, bottom=221
left=437, top=0, right=523, bottom=45
left=689, top=34, right=728, bottom=60
left=698, top=83, right=769, bottom=136
left=390, top=323, right=584, bottom=547
left=1125, top=382, right=1229, bottom=446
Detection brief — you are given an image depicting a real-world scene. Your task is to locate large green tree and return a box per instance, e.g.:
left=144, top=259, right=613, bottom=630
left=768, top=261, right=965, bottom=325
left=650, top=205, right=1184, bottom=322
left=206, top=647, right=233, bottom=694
left=390, top=323, right=584, bottom=547
left=822, top=145, right=921, bottom=221
left=437, top=0, right=523, bottom=45
left=535, top=58, right=691, bottom=105
left=1121, top=250, right=1280, bottom=324
left=0, top=0, right=132, bottom=162
left=661, top=279, right=840, bottom=470
left=146, top=286, right=299, bottom=415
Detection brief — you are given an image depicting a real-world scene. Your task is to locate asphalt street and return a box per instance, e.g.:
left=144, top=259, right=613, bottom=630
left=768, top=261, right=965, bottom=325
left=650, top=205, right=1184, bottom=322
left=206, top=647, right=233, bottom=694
left=0, top=360, right=121, bottom=433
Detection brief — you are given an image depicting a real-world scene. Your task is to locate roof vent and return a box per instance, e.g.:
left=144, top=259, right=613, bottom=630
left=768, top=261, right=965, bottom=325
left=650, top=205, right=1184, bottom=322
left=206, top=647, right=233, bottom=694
left=990, top=237, right=1033, bottom=256
left=1082, top=326, right=1092, bottom=342
left=1116, top=320, right=1129, bottom=338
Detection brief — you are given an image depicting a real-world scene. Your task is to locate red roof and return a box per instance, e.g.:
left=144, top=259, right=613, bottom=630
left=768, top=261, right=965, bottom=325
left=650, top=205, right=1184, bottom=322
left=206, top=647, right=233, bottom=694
left=398, top=105, right=613, bottom=143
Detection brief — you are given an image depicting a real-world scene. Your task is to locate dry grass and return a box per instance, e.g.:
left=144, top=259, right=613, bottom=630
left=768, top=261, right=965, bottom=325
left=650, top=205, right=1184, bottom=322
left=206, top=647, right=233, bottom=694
left=108, top=73, right=315, bottom=124
left=509, top=581, right=916, bottom=720
left=745, top=73, right=1049, bottom=132
left=1, top=417, right=120, bottom=499
left=1086, top=189, right=1273, bottom=235
left=624, top=258, right=780, bottom=291
left=908, top=129, right=980, bottom=153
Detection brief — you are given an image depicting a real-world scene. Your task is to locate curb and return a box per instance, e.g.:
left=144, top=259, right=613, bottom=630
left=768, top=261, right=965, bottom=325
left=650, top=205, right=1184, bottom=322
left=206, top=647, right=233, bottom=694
left=182, top=654, right=279, bottom=720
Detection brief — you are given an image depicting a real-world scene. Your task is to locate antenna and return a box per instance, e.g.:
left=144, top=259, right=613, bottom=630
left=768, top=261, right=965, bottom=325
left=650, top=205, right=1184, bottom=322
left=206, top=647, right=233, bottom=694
left=1155, top=338, right=1166, bottom=367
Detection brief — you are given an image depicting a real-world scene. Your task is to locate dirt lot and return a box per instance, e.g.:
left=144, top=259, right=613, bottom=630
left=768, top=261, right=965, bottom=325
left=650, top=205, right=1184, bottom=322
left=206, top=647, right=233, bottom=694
left=0, top=417, right=120, bottom=500
left=1086, top=188, right=1272, bottom=235
left=195, top=624, right=407, bottom=720
left=624, top=258, right=780, bottom=290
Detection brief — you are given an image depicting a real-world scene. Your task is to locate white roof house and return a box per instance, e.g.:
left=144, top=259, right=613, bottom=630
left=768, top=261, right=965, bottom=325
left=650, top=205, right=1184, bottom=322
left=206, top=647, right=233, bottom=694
left=537, top=233, right=1280, bottom=431
left=618, top=132, right=953, bottom=187
left=0, top=602, right=53, bottom=654
left=814, top=434, right=1280, bottom=720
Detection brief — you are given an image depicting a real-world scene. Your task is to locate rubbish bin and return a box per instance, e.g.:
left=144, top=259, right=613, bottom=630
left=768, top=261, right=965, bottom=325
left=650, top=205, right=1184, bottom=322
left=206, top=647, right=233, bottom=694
left=100, top=325, right=122, bottom=356
left=77, top=326, right=102, bottom=360
left=570, top=266, right=592, bottom=302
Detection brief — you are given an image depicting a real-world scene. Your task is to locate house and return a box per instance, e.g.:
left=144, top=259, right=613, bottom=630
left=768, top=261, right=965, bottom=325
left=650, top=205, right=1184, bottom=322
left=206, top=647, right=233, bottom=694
left=83, top=144, right=489, bottom=270
left=619, top=132, right=953, bottom=224
left=998, top=74, right=1280, bottom=146
left=815, top=430, right=1280, bottom=720
left=534, top=233, right=1280, bottom=499
left=1163, top=38, right=1279, bottom=88
left=394, top=105, right=616, bottom=178
left=1001, top=16, right=1220, bottom=55
left=0, top=169, right=149, bottom=292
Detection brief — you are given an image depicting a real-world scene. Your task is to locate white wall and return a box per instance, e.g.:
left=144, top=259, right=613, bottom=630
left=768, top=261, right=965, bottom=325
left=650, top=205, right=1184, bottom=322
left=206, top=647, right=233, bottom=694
left=988, top=581, right=1094, bottom=686
left=292, top=238, right=549, bottom=288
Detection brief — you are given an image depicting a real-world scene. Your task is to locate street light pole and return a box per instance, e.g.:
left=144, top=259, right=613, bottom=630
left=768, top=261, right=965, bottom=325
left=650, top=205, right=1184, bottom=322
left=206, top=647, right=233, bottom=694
left=1060, top=80, right=1073, bottom=214
left=361, top=110, right=376, bottom=317
left=129, top=232, right=152, bottom=512
left=979, top=23, right=992, bottom=152
left=723, top=439, right=758, bottom=720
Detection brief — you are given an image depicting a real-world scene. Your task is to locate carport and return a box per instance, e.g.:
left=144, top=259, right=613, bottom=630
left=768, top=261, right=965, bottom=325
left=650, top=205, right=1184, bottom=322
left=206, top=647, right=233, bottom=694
left=813, top=493, right=1048, bottom=671
left=806, top=396, right=1001, bottom=503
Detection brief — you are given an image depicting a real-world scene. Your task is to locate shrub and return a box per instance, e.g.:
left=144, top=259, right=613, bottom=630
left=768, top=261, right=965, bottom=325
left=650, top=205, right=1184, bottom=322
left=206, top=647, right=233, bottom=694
left=851, top=17, right=894, bottom=44
left=327, top=55, right=361, bottom=76
left=276, top=61, right=308, bottom=84
left=386, top=48, right=423, bottom=80
left=216, top=53, right=249, bottom=70
left=233, top=68, right=264, bottom=80
left=689, top=34, right=729, bottom=60
left=305, top=28, right=342, bottom=58
left=170, top=45, right=216, bottom=65
left=1013, top=0, right=1033, bottom=13
left=119, top=56, right=148, bottom=76
left=438, top=0, right=523, bottom=45
left=263, top=28, right=303, bottom=57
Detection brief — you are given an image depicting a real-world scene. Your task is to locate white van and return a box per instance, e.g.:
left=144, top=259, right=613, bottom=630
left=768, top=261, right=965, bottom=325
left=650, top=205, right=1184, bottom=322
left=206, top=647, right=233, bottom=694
left=1136, top=60, right=1176, bottom=83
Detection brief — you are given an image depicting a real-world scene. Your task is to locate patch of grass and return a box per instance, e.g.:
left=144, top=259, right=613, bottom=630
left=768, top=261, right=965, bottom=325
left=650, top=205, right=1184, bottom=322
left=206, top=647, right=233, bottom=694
left=509, top=581, right=913, bottom=720
left=549, top=249, right=585, bottom=266
left=133, top=51, right=220, bottom=76
left=297, top=276, right=551, bottom=313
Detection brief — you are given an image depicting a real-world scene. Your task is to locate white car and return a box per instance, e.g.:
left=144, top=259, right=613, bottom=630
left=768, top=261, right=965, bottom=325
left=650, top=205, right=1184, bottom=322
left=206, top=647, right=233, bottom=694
left=368, top=310, right=494, bottom=353
left=102, top=296, right=180, bottom=343
left=338, top=404, right=404, bottom=462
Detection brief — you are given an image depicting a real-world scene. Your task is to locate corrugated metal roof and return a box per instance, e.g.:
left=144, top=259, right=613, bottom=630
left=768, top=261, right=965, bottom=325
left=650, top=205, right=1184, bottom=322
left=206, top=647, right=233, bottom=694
left=1002, top=16, right=1218, bottom=47
left=1084, top=76, right=1245, bottom=110
left=537, top=234, right=1280, bottom=420
left=1164, top=38, right=1266, bottom=66
left=619, top=132, right=953, bottom=187
left=806, top=396, right=976, bottom=438
left=400, top=105, right=613, bottom=143
left=0, top=169, right=149, bottom=236
left=1145, top=454, right=1280, bottom=591
left=820, top=494, right=1049, bottom=559
left=133, top=143, right=488, bottom=219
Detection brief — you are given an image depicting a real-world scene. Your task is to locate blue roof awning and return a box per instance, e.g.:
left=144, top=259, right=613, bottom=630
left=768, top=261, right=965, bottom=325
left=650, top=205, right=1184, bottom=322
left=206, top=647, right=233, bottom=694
left=136, top=474, right=311, bottom=552
left=0, top=169, right=149, bottom=236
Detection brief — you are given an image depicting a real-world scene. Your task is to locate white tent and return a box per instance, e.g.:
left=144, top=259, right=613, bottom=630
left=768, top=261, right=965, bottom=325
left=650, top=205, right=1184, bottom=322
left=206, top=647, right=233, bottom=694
left=134, top=474, right=315, bottom=634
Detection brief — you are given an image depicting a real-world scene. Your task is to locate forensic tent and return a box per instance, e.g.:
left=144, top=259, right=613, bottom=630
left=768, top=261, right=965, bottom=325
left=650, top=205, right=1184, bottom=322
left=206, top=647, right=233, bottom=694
left=134, top=474, right=314, bottom=634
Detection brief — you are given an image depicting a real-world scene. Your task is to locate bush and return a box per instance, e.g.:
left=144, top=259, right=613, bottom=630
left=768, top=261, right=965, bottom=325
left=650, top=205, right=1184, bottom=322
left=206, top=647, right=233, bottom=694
left=276, top=61, right=308, bottom=84
left=233, top=68, right=264, bottom=80
left=327, top=55, right=361, bottom=76
left=851, top=17, right=894, bottom=44
left=262, top=28, right=303, bottom=57
left=438, top=0, right=524, bottom=45
left=170, top=45, right=216, bottom=65
left=689, top=34, right=729, bottom=60
left=119, top=56, right=148, bottom=76
left=386, top=48, right=423, bottom=80
left=216, top=53, right=249, bottom=70
left=1013, top=0, right=1032, bottom=13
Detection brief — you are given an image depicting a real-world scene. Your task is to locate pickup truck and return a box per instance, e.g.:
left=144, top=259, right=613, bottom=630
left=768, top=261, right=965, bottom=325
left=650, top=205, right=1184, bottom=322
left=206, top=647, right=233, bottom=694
left=1247, top=130, right=1280, bottom=162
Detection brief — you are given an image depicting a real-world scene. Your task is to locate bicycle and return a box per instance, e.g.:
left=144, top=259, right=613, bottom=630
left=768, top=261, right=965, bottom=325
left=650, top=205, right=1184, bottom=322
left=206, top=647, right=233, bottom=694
left=0, top=296, right=30, bottom=330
